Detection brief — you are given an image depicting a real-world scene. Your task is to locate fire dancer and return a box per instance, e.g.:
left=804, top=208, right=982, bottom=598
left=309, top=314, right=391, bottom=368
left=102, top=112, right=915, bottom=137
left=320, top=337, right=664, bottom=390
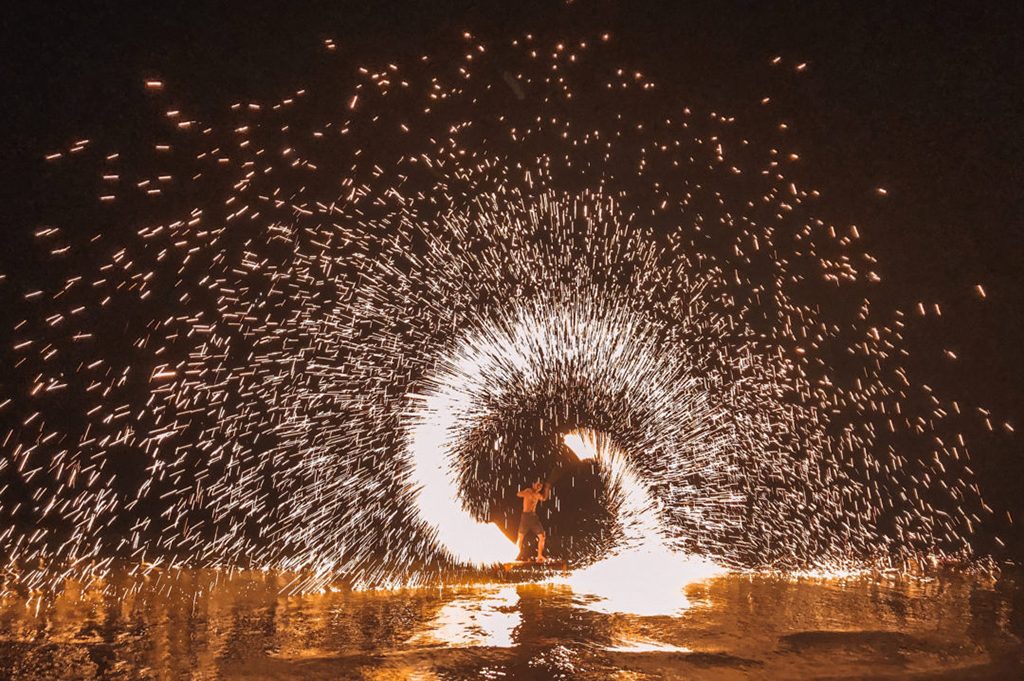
left=516, top=479, right=551, bottom=561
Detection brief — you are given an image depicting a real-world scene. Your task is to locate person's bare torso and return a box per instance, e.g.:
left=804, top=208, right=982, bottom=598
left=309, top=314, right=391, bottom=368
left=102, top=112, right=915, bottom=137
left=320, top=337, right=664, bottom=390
left=521, top=490, right=544, bottom=513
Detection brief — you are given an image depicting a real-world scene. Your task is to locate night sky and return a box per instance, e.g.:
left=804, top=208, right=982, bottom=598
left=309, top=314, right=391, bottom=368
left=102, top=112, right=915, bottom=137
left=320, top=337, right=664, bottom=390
left=1, top=2, right=1022, bottom=557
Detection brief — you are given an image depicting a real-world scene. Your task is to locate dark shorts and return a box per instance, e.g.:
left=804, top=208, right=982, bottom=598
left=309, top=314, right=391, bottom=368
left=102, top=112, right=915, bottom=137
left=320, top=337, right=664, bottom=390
left=518, top=512, right=545, bottom=536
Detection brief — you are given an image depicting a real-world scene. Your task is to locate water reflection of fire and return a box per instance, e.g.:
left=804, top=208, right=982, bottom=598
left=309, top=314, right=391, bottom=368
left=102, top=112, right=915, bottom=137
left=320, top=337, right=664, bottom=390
left=407, top=585, right=521, bottom=648
left=1, top=568, right=1014, bottom=679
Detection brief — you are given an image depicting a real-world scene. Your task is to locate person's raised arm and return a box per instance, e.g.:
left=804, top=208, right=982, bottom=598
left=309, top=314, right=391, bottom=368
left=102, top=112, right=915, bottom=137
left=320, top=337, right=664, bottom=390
left=542, top=483, right=552, bottom=500
left=517, top=487, right=530, bottom=498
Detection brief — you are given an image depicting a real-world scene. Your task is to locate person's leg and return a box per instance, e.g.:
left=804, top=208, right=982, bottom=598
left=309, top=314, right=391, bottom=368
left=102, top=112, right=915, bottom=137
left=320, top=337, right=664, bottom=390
left=516, top=532, right=525, bottom=558
left=536, top=532, right=546, bottom=560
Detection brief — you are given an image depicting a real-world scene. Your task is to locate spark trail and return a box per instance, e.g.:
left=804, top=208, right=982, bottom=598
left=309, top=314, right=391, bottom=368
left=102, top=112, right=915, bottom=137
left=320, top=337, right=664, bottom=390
left=0, top=30, right=1001, bottom=594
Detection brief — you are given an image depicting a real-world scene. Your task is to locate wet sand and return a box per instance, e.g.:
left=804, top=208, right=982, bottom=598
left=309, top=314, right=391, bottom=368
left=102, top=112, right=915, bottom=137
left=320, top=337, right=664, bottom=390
left=1, top=569, right=1022, bottom=679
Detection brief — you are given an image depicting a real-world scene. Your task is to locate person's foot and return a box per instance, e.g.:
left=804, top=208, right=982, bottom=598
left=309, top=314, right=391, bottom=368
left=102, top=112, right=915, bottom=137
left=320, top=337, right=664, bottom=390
left=536, top=555, right=546, bottom=563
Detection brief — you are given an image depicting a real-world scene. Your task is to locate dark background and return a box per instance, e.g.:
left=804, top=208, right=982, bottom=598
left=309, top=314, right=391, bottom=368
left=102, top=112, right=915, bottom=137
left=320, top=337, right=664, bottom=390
left=1, top=1, right=1021, bottom=554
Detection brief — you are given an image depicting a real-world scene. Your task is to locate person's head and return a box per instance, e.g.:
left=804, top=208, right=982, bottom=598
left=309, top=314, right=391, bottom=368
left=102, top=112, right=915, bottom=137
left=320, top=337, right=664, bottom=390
left=532, top=479, right=543, bottom=492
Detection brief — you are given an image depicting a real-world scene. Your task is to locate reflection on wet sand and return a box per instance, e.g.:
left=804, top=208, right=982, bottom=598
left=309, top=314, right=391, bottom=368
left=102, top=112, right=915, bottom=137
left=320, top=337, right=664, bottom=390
left=1, top=569, right=1022, bottom=679
left=407, top=586, right=520, bottom=648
